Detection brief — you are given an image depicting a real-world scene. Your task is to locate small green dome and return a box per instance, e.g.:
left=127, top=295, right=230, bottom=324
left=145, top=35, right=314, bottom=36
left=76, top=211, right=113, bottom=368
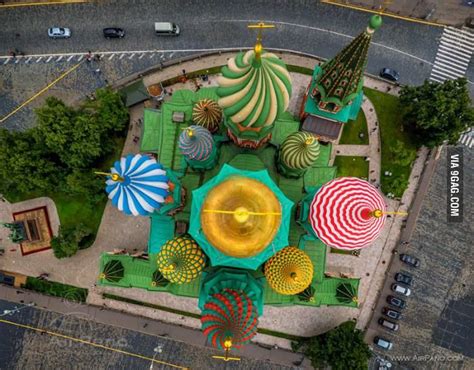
left=280, top=132, right=320, bottom=170
left=369, top=15, right=382, bottom=30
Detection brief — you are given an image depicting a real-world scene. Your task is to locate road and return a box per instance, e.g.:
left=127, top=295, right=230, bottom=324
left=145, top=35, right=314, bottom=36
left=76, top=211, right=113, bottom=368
left=2, top=0, right=469, bottom=130
left=367, top=146, right=473, bottom=370
left=0, top=298, right=300, bottom=370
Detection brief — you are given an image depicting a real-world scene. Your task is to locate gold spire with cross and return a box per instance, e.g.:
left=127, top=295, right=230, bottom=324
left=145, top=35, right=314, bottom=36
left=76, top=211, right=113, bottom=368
left=378, top=0, right=393, bottom=14
left=247, top=22, right=275, bottom=62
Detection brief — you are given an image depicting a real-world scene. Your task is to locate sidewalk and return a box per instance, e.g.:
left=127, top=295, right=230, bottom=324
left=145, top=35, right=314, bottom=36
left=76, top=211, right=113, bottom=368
left=0, top=284, right=310, bottom=368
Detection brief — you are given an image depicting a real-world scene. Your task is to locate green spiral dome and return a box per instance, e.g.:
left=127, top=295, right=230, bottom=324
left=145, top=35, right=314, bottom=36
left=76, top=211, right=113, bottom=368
left=280, top=132, right=320, bottom=170
left=217, top=49, right=292, bottom=129
left=157, top=236, right=206, bottom=284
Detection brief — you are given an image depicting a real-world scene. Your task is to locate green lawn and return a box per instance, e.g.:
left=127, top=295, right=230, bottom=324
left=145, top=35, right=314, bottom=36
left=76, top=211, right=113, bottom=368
left=24, top=277, right=88, bottom=302
left=339, top=110, right=369, bottom=145
left=5, top=136, right=126, bottom=237
left=363, top=88, right=417, bottom=197
left=334, top=156, right=369, bottom=179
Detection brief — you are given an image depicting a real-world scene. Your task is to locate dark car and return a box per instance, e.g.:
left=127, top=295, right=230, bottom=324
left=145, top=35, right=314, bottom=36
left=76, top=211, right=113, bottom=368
left=387, top=295, right=406, bottom=309
left=379, top=68, right=400, bottom=82
left=395, top=272, right=413, bottom=286
left=103, top=27, right=125, bottom=38
left=374, top=336, right=393, bottom=350
left=400, top=254, right=420, bottom=268
left=382, top=307, right=402, bottom=320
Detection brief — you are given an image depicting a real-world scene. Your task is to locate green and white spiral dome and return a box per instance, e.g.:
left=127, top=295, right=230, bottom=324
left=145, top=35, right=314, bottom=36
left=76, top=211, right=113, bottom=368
left=278, top=131, right=320, bottom=177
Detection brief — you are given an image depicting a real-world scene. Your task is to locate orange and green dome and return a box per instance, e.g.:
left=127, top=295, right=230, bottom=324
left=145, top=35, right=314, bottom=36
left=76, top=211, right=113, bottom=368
left=192, top=99, right=222, bottom=133
left=264, top=246, right=314, bottom=295
left=156, top=236, right=206, bottom=284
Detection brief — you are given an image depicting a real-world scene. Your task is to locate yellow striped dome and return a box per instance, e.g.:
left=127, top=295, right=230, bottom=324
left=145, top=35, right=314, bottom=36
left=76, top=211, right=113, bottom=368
left=264, top=246, right=313, bottom=295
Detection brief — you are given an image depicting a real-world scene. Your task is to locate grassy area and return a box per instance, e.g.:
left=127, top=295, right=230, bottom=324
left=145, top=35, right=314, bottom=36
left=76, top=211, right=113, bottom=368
left=24, top=277, right=88, bottom=302
left=339, top=110, right=369, bottom=145
left=363, top=88, right=417, bottom=197
left=5, top=136, right=126, bottom=237
left=334, top=156, right=369, bottom=179
left=103, top=293, right=304, bottom=340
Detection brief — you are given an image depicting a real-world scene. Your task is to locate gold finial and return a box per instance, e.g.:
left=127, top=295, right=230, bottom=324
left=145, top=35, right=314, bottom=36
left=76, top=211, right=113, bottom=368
left=372, top=209, right=408, bottom=218
left=378, top=0, right=392, bottom=14
left=224, top=338, right=233, bottom=350
left=163, top=263, right=176, bottom=272
left=99, top=273, right=106, bottom=279
left=248, top=22, right=275, bottom=61
left=95, top=171, right=124, bottom=182
left=373, top=209, right=383, bottom=218
left=290, top=272, right=299, bottom=282
left=304, top=136, right=315, bottom=145
left=187, top=128, right=194, bottom=138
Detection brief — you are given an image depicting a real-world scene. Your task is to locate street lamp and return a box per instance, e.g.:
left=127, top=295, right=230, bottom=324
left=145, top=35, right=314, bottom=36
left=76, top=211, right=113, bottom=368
left=0, top=302, right=35, bottom=317
left=149, top=345, right=163, bottom=370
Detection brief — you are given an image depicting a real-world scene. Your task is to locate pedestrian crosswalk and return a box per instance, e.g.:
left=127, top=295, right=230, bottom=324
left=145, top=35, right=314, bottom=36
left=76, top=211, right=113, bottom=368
left=459, top=129, right=473, bottom=149
left=430, top=26, right=474, bottom=83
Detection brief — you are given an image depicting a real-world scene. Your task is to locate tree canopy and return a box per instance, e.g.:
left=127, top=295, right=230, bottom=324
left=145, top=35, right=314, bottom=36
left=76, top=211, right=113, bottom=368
left=0, top=87, right=128, bottom=198
left=399, top=78, right=474, bottom=148
left=292, top=320, right=371, bottom=370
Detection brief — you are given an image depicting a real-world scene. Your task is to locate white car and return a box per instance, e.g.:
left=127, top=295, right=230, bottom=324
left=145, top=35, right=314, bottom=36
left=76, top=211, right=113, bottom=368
left=391, top=283, right=411, bottom=296
left=48, top=27, right=71, bottom=39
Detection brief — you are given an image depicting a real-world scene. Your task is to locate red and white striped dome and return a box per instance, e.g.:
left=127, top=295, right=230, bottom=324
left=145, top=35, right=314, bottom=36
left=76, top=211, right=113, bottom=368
left=309, top=177, right=386, bottom=250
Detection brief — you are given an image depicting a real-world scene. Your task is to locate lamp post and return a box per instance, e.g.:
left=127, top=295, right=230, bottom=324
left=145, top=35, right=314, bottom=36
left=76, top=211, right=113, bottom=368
left=149, top=345, right=163, bottom=370
left=0, top=302, right=36, bottom=317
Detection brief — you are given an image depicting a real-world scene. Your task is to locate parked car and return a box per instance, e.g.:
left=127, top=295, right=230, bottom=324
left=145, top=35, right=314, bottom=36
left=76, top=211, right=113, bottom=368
left=392, top=283, right=411, bottom=296
left=400, top=254, right=420, bottom=268
left=103, top=27, right=125, bottom=38
left=382, top=307, right=402, bottom=320
left=387, top=295, right=406, bottom=309
left=374, top=336, right=393, bottom=350
left=379, top=68, right=400, bottom=82
left=395, top=272, right=413, bottom=286
left=154, top=22, right=180, bottom=36
left=48, top=27, right=71, bottom=39
left=378, top=317, right=399, bottom=331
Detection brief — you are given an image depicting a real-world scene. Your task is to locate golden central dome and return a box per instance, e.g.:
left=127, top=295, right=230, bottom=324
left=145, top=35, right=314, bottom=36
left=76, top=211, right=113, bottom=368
left=201, top=176, right=282, bottom=258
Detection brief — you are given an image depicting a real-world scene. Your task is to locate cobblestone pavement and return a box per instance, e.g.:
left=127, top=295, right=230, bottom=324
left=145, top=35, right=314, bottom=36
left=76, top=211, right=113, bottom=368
left=0, top=299, right=300, bottom=370
left=367, top=146, right=473, bottom=369
left=2, top=0, right=462, bottom=130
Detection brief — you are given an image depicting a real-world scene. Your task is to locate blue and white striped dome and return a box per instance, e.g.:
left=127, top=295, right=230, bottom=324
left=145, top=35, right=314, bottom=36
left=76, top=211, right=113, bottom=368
left=106, top=154, right=169, bottom=216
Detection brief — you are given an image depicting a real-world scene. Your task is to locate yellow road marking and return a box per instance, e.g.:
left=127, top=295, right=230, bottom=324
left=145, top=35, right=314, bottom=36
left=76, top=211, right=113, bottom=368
left=320, top=0, right=444, bottom=27
left=0, top=61, right=84, bottom=124
left=0, top=318, right=189, bottom=369
left=0, top=0, right=87, bottom=8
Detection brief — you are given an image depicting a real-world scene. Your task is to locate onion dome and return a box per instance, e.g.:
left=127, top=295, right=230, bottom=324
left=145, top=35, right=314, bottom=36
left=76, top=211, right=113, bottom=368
left=178, top=125, right=215, bottom=162
left=264, top=246, right=313, bottom=295
left=100, top=260, right=124, bottom=283
left=201, top=176, right=282, bottom=259
left=280, top=131, right=320, bottom=170
left=192, top=99, right=222, bottom=133
left=105, top=154, right=169, bottom=216
left=156, top=236, right=206, bottom=284
left=336, top=282, right=358, bottom=304
left=201, top=289, right=258, bottom=350
left=309, top=177, right=386, bottom=250
left=217, top=49, right=292, bottom=136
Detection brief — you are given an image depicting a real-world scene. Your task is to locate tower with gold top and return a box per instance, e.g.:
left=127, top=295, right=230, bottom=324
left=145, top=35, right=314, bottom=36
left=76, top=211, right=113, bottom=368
left=217, top=23, right=292, bottom=148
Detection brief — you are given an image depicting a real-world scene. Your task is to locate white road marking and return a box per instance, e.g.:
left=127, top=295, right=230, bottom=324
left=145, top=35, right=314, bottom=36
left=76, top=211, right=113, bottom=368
left=119, top=53, right=126, bottom=59
left=3, top=58, right=10, bottom=65
left=128, top=53, right=135, bottom=59
left=46, top=56, right=53, bottom=62
left=67, top=55, right=74, bottom=61
left=25, top=57, right=32, bottom=63
left=36, top=57, right=43, bottom=63
left=139, top=53, right=145, bottom=59
left=56, top=56, right=63, bottom=62
left=77, top=55, right=83, bottom=61
left=435, top=53, right=469, bottom=68
left=108, top=54, right=115, bottom=60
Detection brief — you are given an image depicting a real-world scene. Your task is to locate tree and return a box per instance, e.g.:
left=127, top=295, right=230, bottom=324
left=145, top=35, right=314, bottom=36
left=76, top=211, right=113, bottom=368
left=63, top=169, right=105, bottom=203
left=400, top=78, right=474, bottom=148
left=392, top=140, right=416, bottom=166
left=292, top=321, right=371, bottom=370
left=51, top=223, right=93, bottom=259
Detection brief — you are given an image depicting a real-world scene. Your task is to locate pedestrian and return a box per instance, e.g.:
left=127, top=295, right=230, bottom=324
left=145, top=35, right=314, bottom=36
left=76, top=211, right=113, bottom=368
left=182, top=69, right=186, bottom=76
left=95, top=68, right=101, bottom=74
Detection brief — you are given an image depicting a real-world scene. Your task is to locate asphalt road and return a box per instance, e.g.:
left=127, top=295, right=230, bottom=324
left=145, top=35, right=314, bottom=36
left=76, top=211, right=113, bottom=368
left=0, top=0, right=447, bottom=86
left=0, top=299, right=298, bottom=370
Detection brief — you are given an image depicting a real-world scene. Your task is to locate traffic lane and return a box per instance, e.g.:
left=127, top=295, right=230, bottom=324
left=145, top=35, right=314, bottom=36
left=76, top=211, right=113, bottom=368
left=0, top=0, right=441, bottom=63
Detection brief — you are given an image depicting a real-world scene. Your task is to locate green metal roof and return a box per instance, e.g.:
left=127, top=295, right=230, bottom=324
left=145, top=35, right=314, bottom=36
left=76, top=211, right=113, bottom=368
left=119, top=79, right=149, bottom=107
left=140, top=109, right=161, bottom=152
